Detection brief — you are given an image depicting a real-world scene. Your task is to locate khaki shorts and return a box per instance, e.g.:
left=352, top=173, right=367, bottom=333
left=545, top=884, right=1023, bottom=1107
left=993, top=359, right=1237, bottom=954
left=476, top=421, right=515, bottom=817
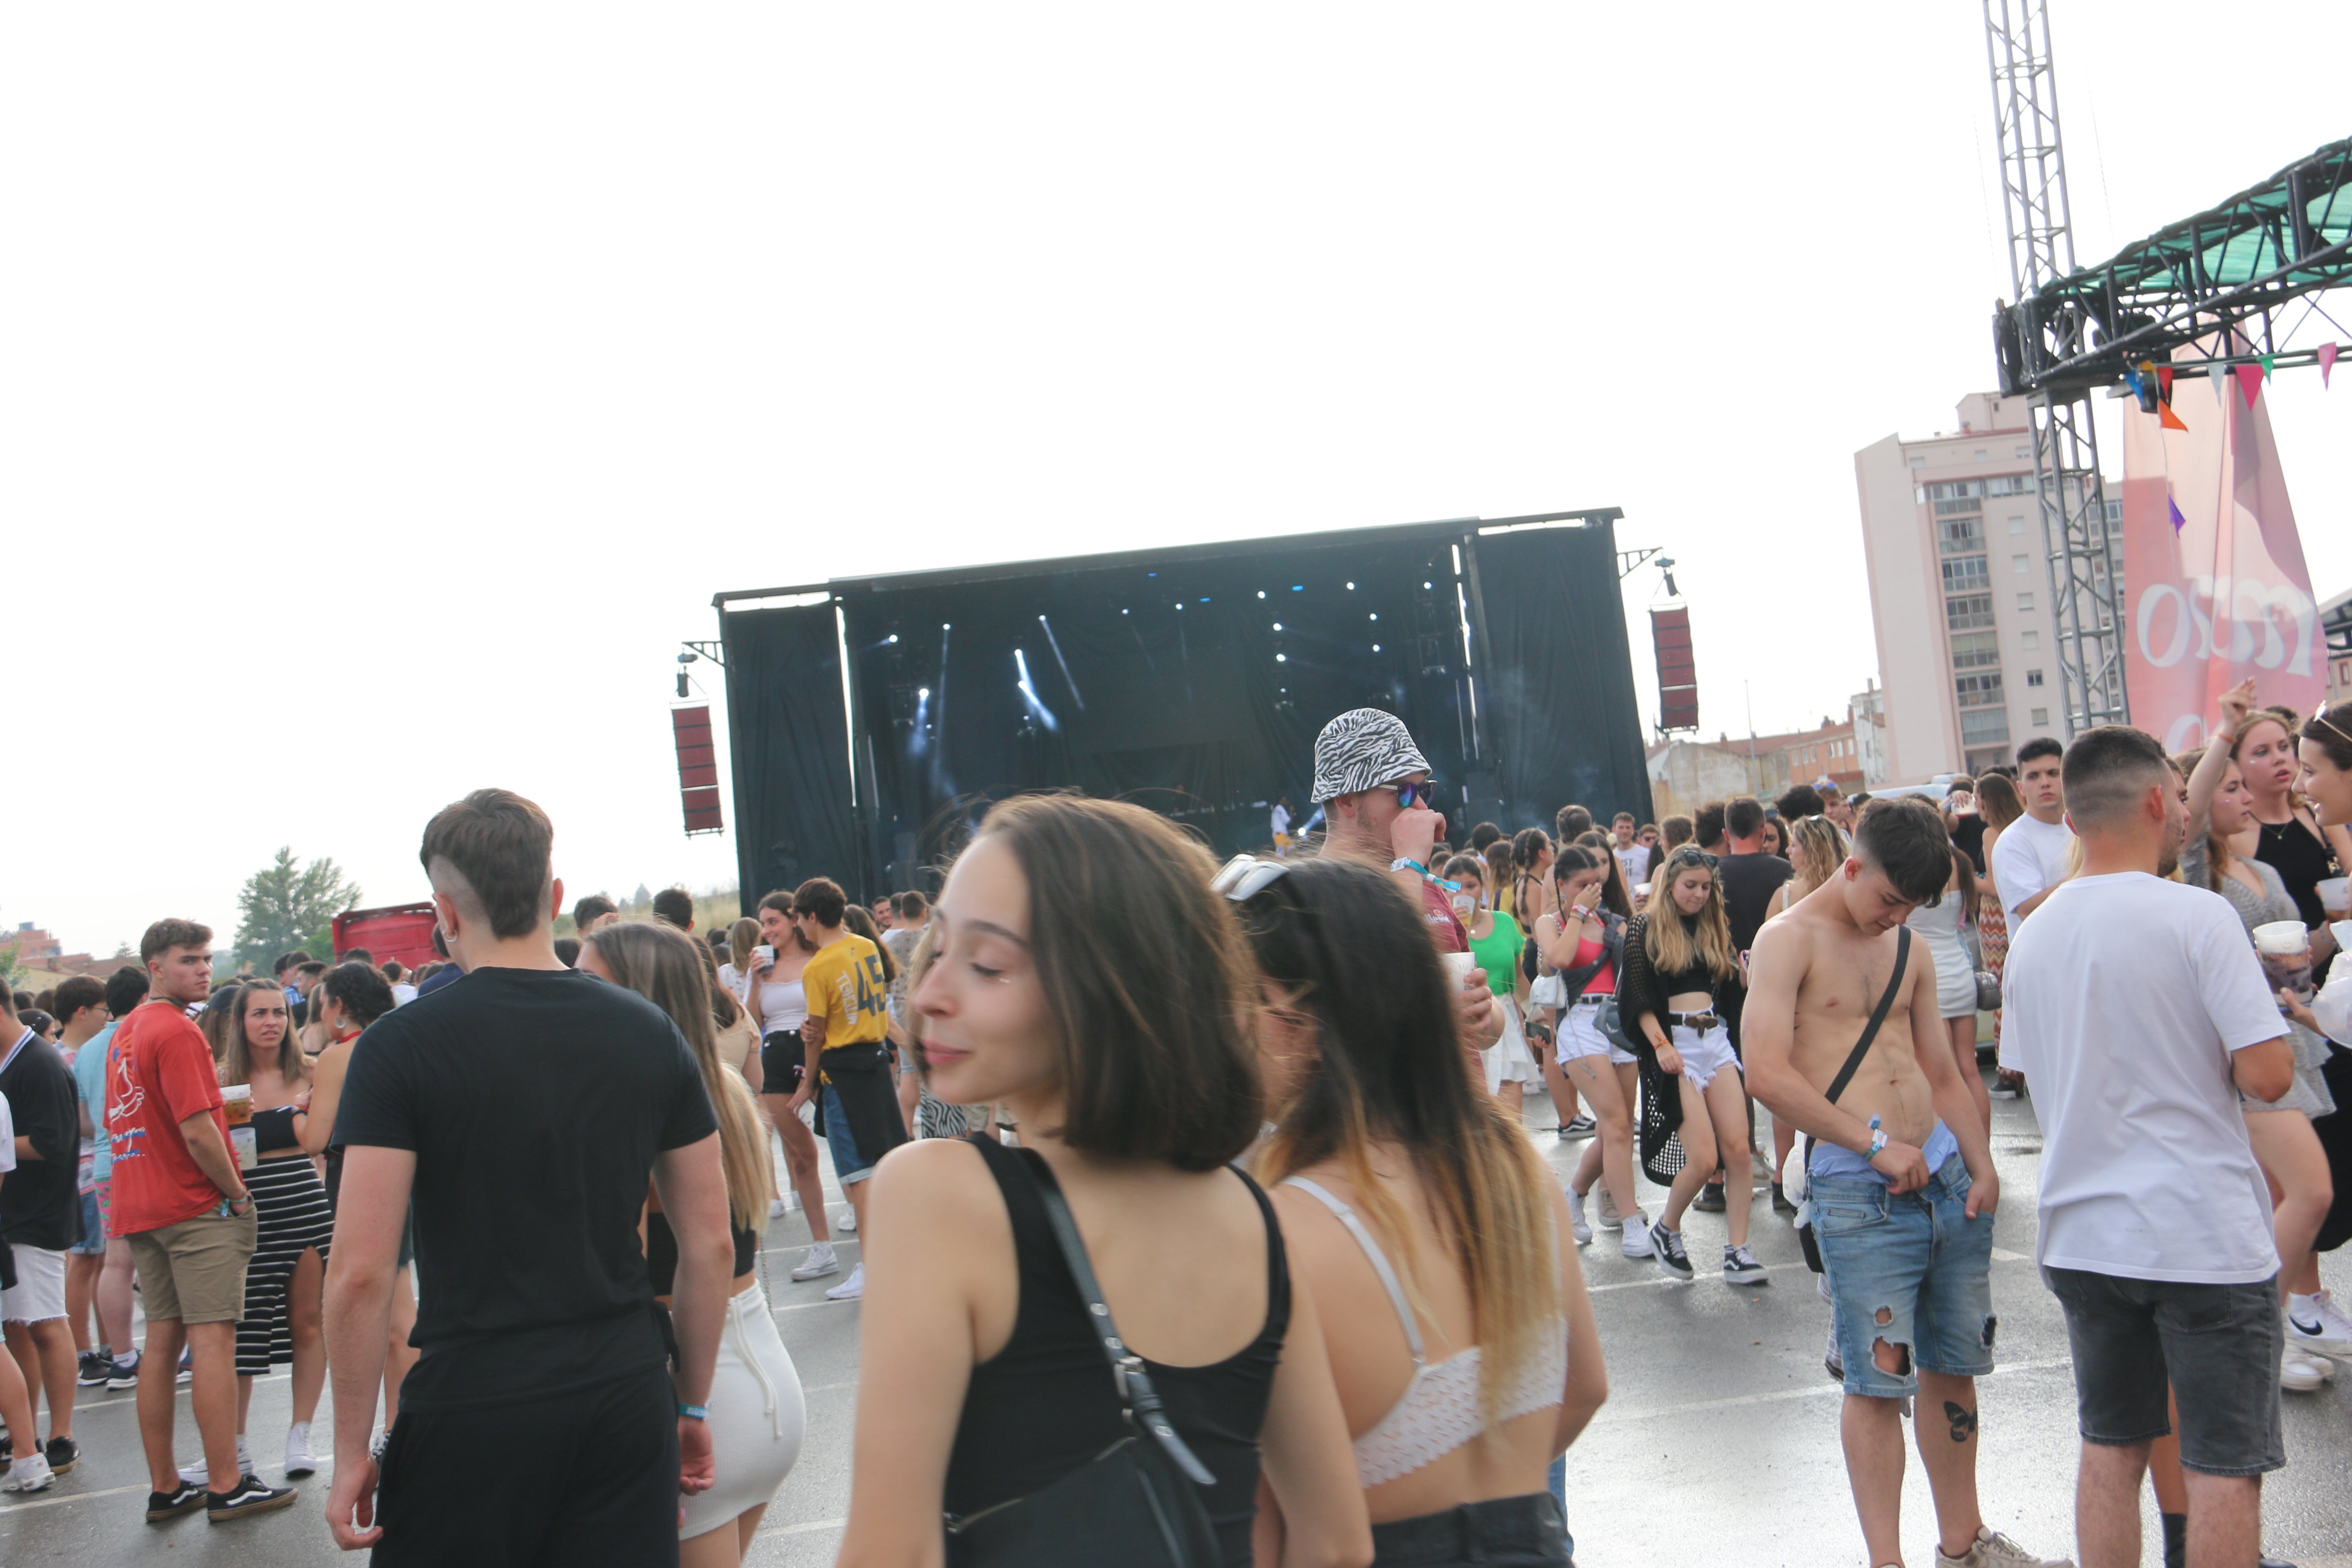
left=127, top=1208, right=257, bottom=1325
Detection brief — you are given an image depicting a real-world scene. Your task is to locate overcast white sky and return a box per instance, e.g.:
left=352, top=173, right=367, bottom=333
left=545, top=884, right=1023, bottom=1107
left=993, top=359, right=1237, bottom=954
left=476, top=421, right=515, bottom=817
left=6, top=4, right=2348, bottom=959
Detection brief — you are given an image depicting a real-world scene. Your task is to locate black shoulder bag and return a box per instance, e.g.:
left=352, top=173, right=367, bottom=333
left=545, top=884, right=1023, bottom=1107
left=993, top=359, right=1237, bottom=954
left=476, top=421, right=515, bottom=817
left=1795, top=925, right=1910, bottom=1274
left=944, top=1153, right=1222, bottom=1568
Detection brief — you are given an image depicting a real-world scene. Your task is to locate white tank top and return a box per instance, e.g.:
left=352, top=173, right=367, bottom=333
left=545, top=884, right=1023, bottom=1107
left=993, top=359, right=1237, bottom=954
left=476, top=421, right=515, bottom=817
left=721, top=962, right=807, bottom=1038
left=1283, top=1176, right=1566, bottom=1488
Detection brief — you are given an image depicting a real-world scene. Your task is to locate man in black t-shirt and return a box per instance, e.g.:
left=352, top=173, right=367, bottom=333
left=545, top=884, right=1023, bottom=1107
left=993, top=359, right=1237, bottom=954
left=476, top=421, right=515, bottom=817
left=1, top=1016, right=84, bottom=1476
left=323, top=789, right=731, bottom=1567
left=1699, top=796, right=1792, bottom=1216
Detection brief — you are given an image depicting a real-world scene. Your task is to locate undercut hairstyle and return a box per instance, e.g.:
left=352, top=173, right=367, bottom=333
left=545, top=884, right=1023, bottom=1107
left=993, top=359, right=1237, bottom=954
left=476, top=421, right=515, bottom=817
left=2017, top=736, right=2064, bottom=767
left=2061, top=724, right=2173, bottom=830
left=583, top=920, right=770, bottom=1230
left=52, top=975, right=106, bottom=1026
left=894, top=890, right=929, bottom=919
left=1659, top=815, right=1694, bottom=851
left=841, top=905, right=897, bottom=984
left=1469, top=822, right=1504, bottom=853
left=1775, top=783, right=1825, bottom=821
left=273, top=951, right=312, bottom=977
left=1975, top=772, right=2024, bottom=831
left=103, top=965, right=150, bottom=1018
left=1855, top=796, right=1958, bottom=904
left=1694, top=799, right=1727, bottom=848
left=296, top=961, right=328, bottom=981
left=573, top=894, right=618, bottom=930
left=420, top=788, right=556, bottom=940
left=652, top=886, right=695, bottom=929
left=790, top=877, right=849, bottom=929
left=1554, top=842, right=1632, bottom=918
left=960, top=793, right=1261, bottom=1171
left=1554, top=805, right=1593, bottom=843
left=1240, top=854, right=1559, bottom=1425
left=321, top=959, right=397, bottom=1029
left=1724, top=797, right=1764, bottom=841
left=141, top=918, right=213, bottom=967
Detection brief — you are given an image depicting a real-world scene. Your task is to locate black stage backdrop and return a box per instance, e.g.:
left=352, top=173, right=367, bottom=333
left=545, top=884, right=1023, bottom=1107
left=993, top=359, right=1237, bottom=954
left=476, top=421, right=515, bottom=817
left=717, top=515, right=1651, bottom=902
left=720, top=601, right=860, bottom=906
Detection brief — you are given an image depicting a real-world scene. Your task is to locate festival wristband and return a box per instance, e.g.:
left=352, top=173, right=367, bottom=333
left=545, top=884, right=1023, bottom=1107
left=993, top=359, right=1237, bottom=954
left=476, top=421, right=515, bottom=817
left=678, top=1403, right=709, bottom=1421
left=1387, top=858, right=1462, bottom=894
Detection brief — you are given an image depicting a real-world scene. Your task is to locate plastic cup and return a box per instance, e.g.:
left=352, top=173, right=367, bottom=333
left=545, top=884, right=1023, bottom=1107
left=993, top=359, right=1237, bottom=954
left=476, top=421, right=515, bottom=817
left=2318, top=877, right=2350, bottom=920
left=2253, top=920, right=2314, bottom=1005
left=220, top=1083, right=253, bottom=1125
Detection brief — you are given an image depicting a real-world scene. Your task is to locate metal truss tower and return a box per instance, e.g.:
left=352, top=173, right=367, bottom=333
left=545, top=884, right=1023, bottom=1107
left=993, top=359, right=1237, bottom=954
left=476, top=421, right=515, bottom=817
left=1983, top=0, right=2128, bottom=735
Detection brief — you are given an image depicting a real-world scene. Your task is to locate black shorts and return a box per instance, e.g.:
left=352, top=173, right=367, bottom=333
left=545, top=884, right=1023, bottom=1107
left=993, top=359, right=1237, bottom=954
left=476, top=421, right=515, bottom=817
left=374, top=1362, right=682, bottom=1567
left=760, top=1032, right=806, bottom=1094
left=2042, top=1265, right=2285, bottom=1476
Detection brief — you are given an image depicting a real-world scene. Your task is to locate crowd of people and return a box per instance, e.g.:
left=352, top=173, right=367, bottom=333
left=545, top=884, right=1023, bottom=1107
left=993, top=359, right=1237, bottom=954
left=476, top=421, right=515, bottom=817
left=4, top=690, right=2350, bottom=1568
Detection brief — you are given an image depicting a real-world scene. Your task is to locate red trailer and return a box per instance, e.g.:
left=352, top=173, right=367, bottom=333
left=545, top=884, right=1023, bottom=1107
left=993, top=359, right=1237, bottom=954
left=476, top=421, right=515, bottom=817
left=333, top=902, right=440, bottom=972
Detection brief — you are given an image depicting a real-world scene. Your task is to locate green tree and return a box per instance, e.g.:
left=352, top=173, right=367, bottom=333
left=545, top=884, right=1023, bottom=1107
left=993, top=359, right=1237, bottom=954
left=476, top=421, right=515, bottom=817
left=0, top=939, right=25, bottom=990
left=232, top=847, right=361, bottom=971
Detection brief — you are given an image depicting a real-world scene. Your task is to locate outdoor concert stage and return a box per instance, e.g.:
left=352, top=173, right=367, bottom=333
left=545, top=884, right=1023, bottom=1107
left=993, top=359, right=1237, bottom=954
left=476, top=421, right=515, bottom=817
left=710, top=511, right=1653, bottom=901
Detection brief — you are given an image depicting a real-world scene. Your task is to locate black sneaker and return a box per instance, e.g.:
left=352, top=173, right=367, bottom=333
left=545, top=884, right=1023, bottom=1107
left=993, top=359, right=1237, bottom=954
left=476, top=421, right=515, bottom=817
left=1649, top=1220, right=1693, bottom=1279
left=78, top=1350, right=112, bottom=1387
left=107, top=1354, right=141, bottom=1390
left=1694, top=1181, right=1727, bottom=1213
left=1771, top=1182, right=1798, bottom=1216
left=1559, top=1114, right=1597, bottom=1139
left=44, top=1436, right=78, bottom=1475
left=147, top=1481, right=209, bottom=1521
left=207, top=1474, right=299, bottom=1522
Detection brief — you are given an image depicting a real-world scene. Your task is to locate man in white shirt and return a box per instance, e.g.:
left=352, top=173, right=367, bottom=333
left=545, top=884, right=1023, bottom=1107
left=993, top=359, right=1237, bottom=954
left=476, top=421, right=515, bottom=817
left=1610, top=812, right=1648, bottom=891
left=2000, top=725, right=2295, bottom=1568
left=1991, top=738, right=2073, bottom=925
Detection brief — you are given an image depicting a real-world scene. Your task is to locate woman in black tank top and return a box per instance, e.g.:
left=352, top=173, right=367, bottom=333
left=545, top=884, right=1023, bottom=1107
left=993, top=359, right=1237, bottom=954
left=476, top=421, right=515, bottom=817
left=833, top=795, right=1371, bottom=1568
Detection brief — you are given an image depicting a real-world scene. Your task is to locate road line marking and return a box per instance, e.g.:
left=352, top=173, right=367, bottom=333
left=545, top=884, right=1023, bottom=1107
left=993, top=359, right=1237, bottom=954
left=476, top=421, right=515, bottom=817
left=1589, top=1356, right=2073, bottom=1426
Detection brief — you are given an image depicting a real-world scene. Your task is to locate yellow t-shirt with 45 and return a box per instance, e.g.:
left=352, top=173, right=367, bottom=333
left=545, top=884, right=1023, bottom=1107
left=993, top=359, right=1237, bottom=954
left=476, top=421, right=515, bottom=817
left=802, top=934, right=891, bottom=1057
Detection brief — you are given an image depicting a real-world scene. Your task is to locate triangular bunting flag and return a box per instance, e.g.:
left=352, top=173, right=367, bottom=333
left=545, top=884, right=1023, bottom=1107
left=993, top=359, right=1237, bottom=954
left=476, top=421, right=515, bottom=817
left=2167, top=494, right=2187, bottom=533
left=2323, top=343, right=2339, bottom=389
left=2235, top=363, right=2263, bottom=407
left=2260, top=354, right=2275, bottom=378
left=2159, top=399, right=2189, bottom=431
left=2210, top=362, right=2230, bottom=395
left=2157, top=365, right=2174, bottom=395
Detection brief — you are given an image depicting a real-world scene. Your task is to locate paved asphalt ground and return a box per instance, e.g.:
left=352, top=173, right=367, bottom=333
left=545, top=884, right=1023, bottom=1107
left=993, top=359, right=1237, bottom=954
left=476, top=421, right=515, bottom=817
left=7, top=1073, right=2351, bottom=1568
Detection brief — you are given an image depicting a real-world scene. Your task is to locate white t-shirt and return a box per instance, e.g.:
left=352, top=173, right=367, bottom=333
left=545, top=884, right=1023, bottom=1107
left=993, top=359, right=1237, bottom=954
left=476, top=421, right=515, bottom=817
left=1999, top=872, right=2287, bottom=1283
left=389, top=983, right=419, bottom=1008
left=1991, top=812, right=2073, bottom=922
left=1613, top=845, right=1648, bottom=892
left=1271, top=804, right=1292, bottom=837
left=0, top=1086, right=15, bottom=1173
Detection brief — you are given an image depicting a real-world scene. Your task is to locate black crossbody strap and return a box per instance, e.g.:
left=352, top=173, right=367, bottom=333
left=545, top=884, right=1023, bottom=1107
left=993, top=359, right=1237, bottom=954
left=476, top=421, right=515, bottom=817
left=1019, top=1154, right=1218, bottom=1488
left=1825, top=925, right=1911, bottom=1108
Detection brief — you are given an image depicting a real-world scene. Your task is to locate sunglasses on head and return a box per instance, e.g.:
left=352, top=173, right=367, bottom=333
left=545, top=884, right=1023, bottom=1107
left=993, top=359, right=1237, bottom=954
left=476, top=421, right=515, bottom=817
left=1211, top=854, right=1295, bottom=903
left=2314, top=700, right=2352, bottom=747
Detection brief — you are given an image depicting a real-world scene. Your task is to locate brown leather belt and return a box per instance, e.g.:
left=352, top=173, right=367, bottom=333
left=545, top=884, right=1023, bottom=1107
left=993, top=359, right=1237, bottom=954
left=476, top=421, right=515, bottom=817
left=1666, top=1011, right=1721, bottom=1030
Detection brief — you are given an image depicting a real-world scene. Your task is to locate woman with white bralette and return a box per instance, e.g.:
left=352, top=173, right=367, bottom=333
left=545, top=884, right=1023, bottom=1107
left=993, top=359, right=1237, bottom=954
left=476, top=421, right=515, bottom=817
left=1236, top=856, right=1606, bottom=1566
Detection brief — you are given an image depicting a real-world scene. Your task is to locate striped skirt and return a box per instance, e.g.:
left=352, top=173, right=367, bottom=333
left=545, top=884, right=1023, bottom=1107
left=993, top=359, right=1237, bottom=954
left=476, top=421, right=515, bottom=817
left=236, top=1155, right=334, bottom=1377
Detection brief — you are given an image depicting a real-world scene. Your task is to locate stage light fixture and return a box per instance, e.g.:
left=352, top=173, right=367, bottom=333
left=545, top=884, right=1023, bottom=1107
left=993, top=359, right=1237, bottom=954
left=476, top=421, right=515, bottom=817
left=919, top=687, right=931, bottom=699
left=1657, top=556, right=1680, bottom=597
left=888, top=634, right=899, bottom=643
left=1277, top=653, right=1287, bottom=662
left=1347, top=582, right=1356, bottom=590
left=942, top=623, right=952, bottom=630
left=1369, top=613, right=1378, bottom=621
left=1372, top=643, right=1381, bottom=652
left=1292, top=585, right=1303, bottom=592
left=1257, top=591, right=1266, bottom=599
left=1272, top=622, right=1283, bottom=631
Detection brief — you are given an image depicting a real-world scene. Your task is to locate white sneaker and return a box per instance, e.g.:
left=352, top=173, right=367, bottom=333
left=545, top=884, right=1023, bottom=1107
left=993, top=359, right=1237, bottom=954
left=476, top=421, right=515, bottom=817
left=1619, top=1213, right=1653, bottom=1259
left=2282, top=1345, right=2330, bottom=1392
left=836, top=1207, right=857, bottom=1234
left=824, top=1263, right=865, bottom=1301
left=1596, top=1184, right=1622, bottom=1229
left=180, top=1436, right=254, bottom=1487
left=1933, top=1525, right=2075, bottom=1566
left=790, top=1241, right=840, bottom=1281
left=2, top=1454, right=54, bottom=1493
left=1567, top=1188, right=1593, bottom=1246
left=285, top=1421, right=315, bottom=1478
left=768, top=1197, right=790, bottom=1219
left=2287, top=1289, right=2352, bottom=1356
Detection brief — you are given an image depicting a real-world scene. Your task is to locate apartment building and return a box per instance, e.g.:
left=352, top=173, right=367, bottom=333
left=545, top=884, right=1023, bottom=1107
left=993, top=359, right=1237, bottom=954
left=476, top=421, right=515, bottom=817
left=1856, top=392, right=2116, bottom=781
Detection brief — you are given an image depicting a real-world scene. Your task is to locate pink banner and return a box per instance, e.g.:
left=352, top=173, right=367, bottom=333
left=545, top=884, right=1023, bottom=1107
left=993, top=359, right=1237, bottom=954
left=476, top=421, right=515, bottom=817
left=2121, top=348, right=2326, bottom=752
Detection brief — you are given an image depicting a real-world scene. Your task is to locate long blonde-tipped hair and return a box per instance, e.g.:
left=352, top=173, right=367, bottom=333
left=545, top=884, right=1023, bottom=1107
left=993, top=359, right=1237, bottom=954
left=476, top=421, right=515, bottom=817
left=1240, top=856, right=1560, bottom=1429
left=1784, top=815, right=1851, bottom=901
left=1642, top=848, right=1740, bottom=981
left=586, top=921, right=773, bottom=1229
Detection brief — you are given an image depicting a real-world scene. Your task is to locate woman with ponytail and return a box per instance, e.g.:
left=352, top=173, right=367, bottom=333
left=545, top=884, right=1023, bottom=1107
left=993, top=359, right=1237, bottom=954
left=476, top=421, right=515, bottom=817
left=1238, top=856, right=1605, bottom=1566
left=582, top=921, right=800, bottom=1567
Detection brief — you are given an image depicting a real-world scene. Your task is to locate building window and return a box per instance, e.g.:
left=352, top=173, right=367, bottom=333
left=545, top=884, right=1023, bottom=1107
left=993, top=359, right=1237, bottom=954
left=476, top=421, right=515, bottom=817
left=1946, top=594, right=1996, bottom=630
left=2026, top=668, right=2045, bottom=687
left=2012, top=553, right=2031, bottom=574
left=1950, top=631, right=2001, bottom=669
left=1942, top=556, right=1991, bottom=593
left=2031, top=707, right=2050, bottom=727
left=1956, top=672, right=2006, bottom=709
left=1908, top=456, right=1926, bottom=469
left=1974, top=449, right=1988, bottom=459
left=2009, top=516, right=2026, bottom=533
left=2015, top=446, right=2030, bottom=459
left=2021, top=630, right=2039, bottom=649
left=1939, top=517, right=1984, bottom=553
left=2018, top=592, right=2035, bottom=611
left=1961, top=708, right=2011, bottom=744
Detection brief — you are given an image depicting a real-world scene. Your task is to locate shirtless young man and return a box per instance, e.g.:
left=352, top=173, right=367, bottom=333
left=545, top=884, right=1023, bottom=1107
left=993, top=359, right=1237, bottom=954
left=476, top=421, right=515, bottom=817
left=1746, top=799, right=2068, bottom=1568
